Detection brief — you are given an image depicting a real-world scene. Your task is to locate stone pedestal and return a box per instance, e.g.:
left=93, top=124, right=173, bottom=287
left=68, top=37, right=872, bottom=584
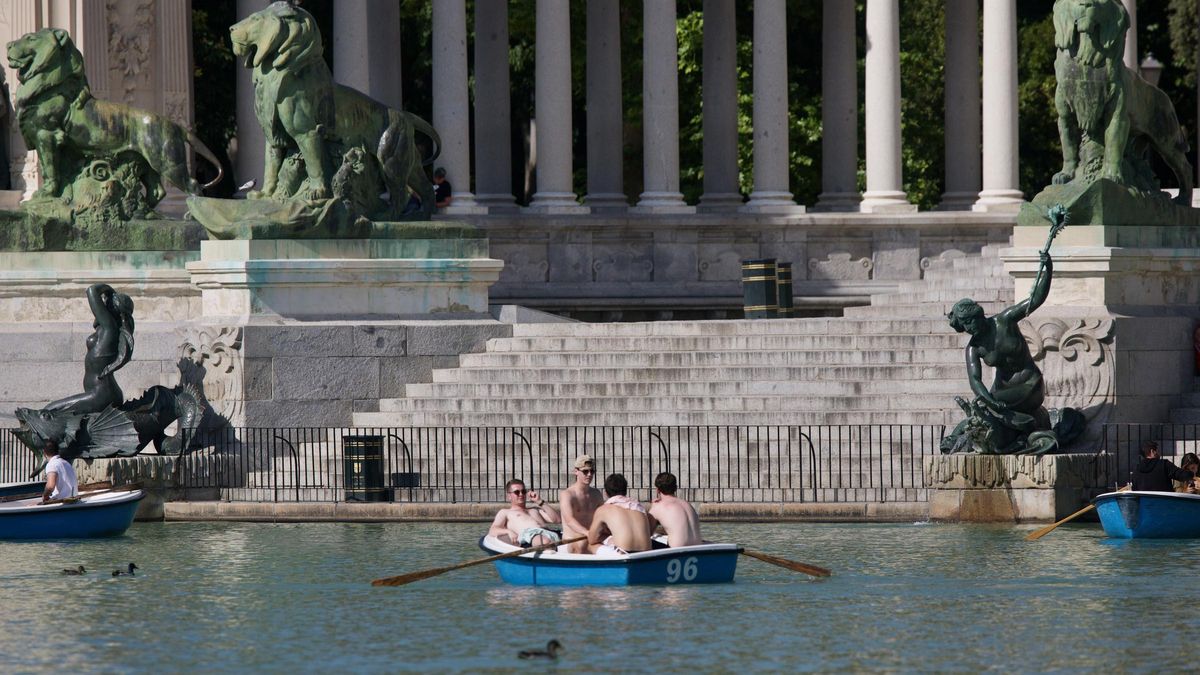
left=74, top=455, right=222, bottom=521
left=925, top=454, right=1113, bottom=522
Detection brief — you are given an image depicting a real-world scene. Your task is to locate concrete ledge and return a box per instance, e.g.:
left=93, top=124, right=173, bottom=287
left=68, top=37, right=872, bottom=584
left=164, top=500, right=929, bottom=523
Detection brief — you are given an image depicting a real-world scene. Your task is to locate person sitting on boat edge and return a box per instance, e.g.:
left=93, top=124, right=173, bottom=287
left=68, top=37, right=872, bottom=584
left=40, top=440, right=77, bottom=503
left=488, top=478, right=561, bottom=548
left=587, top=473, right=652, bottom=555
left=649, top=472, right=703, bottom=548
left=1131, top=441, right=1194, bottom=492
left=559, top=455, right=604, bottom=554
left=1176, top=453, right=1200, bottom=493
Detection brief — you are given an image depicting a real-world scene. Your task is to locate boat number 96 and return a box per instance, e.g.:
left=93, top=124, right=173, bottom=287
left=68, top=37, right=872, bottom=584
left=666, top=557, right=699, bottom=583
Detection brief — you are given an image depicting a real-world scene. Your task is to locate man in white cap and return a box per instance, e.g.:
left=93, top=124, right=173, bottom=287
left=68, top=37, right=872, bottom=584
left=558, top=454, right=604, bottom=553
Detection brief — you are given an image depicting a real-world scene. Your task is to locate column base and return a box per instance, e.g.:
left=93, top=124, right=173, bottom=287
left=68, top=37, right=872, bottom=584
left=632, top=192, right=695, bottom=215
left=583, top=193, right=629, bottom=212
left=475, top=194, right=520, bottom=213
left=527, top=192, right=591, bottom=214
left=812, top=192, right=863, bottom=212
left=972, top=189, right=1024, bottom=212
left=441, top=191, right=489, bottom=215
left=860, top=191, right=917, bottom=213
left=697, top=192, right=744, bottom=213
left=740, top=191, right=805, bottom=214
left=937, top=191, right=980, bottom=211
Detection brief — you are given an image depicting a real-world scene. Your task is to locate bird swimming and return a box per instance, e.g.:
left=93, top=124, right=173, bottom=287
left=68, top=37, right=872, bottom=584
left=112, top=563, right=138, bottom=577
left=518, top=639, right=562, bottom=660
left=61, top=565, right=86, bottom=575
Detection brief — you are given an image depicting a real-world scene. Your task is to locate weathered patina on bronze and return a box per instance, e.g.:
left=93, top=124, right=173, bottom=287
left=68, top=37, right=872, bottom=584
left=5, top=28, right=222, bottom=227
left=12, top=284, right=207, bottom=467
left=1022, top=0, right=1196, bottom=227
left=942, top=207, right=1085, bottom=455
left=188, top=1, right=443, bottom=239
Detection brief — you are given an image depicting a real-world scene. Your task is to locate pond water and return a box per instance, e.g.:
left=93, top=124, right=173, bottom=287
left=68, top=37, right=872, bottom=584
left=0, top=520, right=1196, bottom=673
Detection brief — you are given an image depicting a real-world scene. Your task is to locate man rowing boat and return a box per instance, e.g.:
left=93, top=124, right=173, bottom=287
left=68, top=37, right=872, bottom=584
left=649, top=472, right=702, bottom=547
left=488, top=478, right=561, bottom=547
left=558, top=454, right=604, bottom=553
left=587, top=474, right=652, bottom=555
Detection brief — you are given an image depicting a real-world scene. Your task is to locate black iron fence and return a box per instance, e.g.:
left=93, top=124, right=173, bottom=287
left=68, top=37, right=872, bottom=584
left=1097, top=423, right=1200, bottom=490
left=0, top=424, right=945, bottom=504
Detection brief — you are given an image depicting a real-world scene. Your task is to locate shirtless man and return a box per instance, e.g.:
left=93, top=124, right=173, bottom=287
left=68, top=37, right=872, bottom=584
left=649, top=472, right=702, bottom=547
left=488, top=478, right=561, bottom=547
left=587, top=474, right=652, bottom=555
left=558, top=455, right=604, bottom=553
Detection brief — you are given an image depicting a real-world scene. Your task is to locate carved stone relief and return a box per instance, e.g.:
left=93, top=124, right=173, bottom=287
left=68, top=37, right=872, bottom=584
left=1021, top=317, right=1116, bottom=429
left=179, top=326, right=244, bottom=427
left=808, top=253, right=873, bottom=281
left=107, top=0, right=155, bottom=105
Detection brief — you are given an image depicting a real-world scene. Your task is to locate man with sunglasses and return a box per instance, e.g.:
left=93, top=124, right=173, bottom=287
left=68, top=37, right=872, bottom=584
left=488, top=478, right=561, bottom=548
left=558, top=455, right=605, bottom=553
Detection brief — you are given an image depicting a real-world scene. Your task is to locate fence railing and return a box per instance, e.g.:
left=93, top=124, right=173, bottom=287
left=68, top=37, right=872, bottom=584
left=0, top=424, right=945, bottom=504
left=1096, top=423, right=1200, bottom=490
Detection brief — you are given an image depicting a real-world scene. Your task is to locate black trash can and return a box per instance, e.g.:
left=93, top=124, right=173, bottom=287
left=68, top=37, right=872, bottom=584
left=343, top=435, right=387, bottom=502
left=776, top=261, right=794, bottom=318
left=742, top=258, right=778, bottom=319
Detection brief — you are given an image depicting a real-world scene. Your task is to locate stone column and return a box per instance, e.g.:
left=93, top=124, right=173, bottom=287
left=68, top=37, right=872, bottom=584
left=529, top=0, right=588, bottom=213
left=1122, top=0, right=1137, bottom=71
left=698, top=0, right=741, bottom=211
left=940, top=0, right=982, bottom=210
left=861, top=0, right=915, bottom=213
left=236, top=0, right=265, bottom=191
left=814, top=0, right=861, bottom=212
left=633, top=0, right=694, bottom=214
left=584, top=0, right=627, bottom=210
left=432, top=0, right=482, bottom=212
left=741, top=0, right=802, bottom=214
left=474, top=0, right=516, bottom=210
left=333, top=0, right=402, bottom=110
left=974, top=0, right=1023, bottom=212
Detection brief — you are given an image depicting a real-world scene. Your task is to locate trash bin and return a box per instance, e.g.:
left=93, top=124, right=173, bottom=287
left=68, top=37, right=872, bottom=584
left=776, top=261, right=794, bottom=318
left=741, top=258, right=778, bottom=319
left=343, top=435, right=387, bottom=502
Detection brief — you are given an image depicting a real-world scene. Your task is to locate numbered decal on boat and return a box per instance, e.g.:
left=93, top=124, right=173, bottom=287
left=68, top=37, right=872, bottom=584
left=665, top=557, right=699, bottom=583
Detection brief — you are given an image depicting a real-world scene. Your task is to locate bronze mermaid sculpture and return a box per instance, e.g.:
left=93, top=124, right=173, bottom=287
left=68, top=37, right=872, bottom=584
left=43, top=283, right=133, bottom=414
left=940, top=206, right=1084, bottom=455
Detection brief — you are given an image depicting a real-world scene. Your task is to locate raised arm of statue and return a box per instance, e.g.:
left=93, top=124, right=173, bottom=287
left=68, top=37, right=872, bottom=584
left=86, top=284, right=118, bottom=332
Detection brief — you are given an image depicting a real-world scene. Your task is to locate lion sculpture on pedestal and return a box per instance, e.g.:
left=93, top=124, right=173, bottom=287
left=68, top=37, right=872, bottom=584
left=230, top=0, right=440, bottom=220
left=1052, top=0, right=1193, bottom=203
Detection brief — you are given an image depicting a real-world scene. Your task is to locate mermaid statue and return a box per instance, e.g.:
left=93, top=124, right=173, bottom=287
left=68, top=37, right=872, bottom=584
left=940, top=206, right=1085, bottom=455
left=14, top=284, right=207, bottom=468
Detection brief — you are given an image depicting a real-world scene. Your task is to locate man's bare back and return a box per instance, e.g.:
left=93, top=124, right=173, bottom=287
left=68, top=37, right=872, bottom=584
left=559, top=483, right=604, bottom=552
left=650, top=494, right=702, bottom=547
left=587, top=504, right=652, bottom=553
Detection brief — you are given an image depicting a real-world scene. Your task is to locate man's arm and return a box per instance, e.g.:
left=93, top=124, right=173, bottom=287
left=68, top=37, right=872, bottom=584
left=41, top=471, right=57, bottom=502
left=487, top=509, right=510, bottom=539
left=1168, top=463, right=1194, bottom=484
left=527, top=490, right=560, bottom=524
left=587, top=509, right=609, bottom=547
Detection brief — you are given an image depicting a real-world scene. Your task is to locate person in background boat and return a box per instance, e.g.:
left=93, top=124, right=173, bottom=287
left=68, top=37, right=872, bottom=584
left=488, top=478, right=561, bottom=547
left=587, top=474, right=652, bottom=555
left=649, top=472, right=703, bottom=547
left=40, top=440, right=77, bottom=503
left=1176, top=453, right=1200, bottom=493
left=558, top=455, right=604, bottom=553
left=1131, top=441, right=1193, bottom=492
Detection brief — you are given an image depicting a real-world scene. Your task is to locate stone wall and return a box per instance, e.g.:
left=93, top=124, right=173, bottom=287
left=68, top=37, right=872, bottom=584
left=925, top=453, right=1114, bottom=522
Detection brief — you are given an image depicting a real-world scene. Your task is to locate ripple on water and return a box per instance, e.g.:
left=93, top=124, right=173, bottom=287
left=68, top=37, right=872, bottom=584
left=0, top=521, right=1197, bottom=672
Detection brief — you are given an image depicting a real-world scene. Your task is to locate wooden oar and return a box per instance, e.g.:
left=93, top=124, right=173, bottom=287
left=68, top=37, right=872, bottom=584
left=36, top=482, right=144, bottom=506
left=1025, top=503, right=1096, bottom=541
left=371, top=535, right=587, bottom=587
left=740, top=549, right=832, bottom=578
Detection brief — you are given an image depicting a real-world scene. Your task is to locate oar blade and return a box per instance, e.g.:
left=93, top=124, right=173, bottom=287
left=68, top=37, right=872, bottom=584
left=371, top=566, right=453, bottom=587
left=741, top=549, right=832, bottom=578
left=1024, top=503, right=1097, bottom=541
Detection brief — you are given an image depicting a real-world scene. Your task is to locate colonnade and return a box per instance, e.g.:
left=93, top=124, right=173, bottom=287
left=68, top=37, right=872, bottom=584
left=233, top=0, right=1141, bottom=215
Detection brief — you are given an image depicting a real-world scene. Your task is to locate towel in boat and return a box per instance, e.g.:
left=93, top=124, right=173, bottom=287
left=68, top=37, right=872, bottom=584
left=605, top=495, right=646, bottom=513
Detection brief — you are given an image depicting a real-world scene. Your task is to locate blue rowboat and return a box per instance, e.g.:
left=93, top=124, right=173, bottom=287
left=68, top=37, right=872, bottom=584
left=0, top=490, right=144, bottom=540
left=1094, top=490, right=1200, bottom=539
left=0, top=481, right=43, bottom=499
left=479, top=535, right=740, bottom=586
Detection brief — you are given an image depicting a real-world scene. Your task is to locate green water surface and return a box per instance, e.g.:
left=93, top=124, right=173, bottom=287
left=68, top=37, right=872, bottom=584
left=0, top=521, right=1195, bottom=673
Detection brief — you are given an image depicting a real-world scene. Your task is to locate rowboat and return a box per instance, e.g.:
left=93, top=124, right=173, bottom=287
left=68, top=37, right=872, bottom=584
left=0, top=489, right=145, bottom=540
left=479, top=535, right=741, bottom=586
left=1094, top=490, right=1200, bottom=539
left=0, top=481, right=43, bottom=499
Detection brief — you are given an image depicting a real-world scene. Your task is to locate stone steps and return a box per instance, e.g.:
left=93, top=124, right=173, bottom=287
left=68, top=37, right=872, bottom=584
left=377, top=393, right=956, bottom=414
left=430, top=364, right=967, bottom=384
left=456, top=349, right=962, bottom=368
left=402, top=378, right=968, bottom=398
left=869, top=288, right=1010, bottom=306
left=353, top=410, right=956, bottom=427
left=485, top=333, right=965, bottom=352
left=843, top=302, right=1007, bottom=319
left=508, top=318, right=958, bottom=337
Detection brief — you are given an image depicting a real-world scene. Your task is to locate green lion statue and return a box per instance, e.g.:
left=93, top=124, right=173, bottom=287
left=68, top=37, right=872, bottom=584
left=1052, top=0, right=1193, bottom=203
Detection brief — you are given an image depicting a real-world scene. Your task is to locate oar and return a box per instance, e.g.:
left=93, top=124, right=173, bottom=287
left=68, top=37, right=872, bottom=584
left=0, top=480, right=116, bottom=503
left=740, top=549, right=832, bottom=578
left=1024, top=503, right=1096, bottom=541
left=36, top=482, right=144, bottom=506
left=371, top=535, right=587, bottom=587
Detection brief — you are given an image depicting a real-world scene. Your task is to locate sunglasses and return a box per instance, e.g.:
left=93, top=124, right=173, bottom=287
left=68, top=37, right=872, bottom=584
left=509, top=489, right=528, bottom=495
left=578, top=468, right=595, bottom=475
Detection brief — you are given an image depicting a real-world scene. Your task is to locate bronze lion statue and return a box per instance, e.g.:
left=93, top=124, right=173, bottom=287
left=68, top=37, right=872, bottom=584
left=6, top=28, right=222, bottom=209
left=1052, top=0, right=1193, bottom=203
left=231, top=1, right=441, bottom=219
